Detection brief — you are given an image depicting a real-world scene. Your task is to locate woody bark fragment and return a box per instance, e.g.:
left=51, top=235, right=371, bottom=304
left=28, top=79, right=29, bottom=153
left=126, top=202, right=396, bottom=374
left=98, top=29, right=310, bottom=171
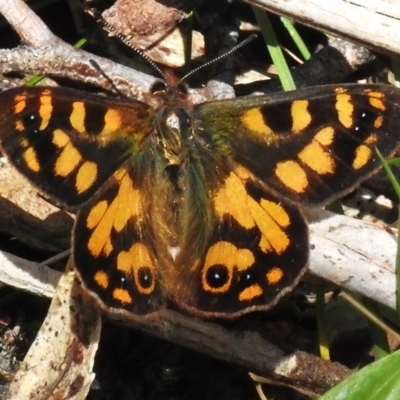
left=246, top=0, right=400, bottom=56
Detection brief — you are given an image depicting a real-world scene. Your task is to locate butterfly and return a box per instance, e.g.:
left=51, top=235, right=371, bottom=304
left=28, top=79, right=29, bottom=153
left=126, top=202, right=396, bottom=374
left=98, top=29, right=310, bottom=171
left=0, top=80, right=399, bottom=319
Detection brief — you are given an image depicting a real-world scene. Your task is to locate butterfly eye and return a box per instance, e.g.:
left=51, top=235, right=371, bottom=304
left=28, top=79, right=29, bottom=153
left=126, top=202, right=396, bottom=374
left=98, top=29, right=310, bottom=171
left=176, top=83, right=188, bottom=98
left=151, top=80, right=167, bottom=95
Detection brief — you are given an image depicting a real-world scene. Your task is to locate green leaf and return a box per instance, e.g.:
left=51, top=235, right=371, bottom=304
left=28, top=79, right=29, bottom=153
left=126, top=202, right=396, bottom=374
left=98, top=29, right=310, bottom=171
left=322, top=350, right=400, bottom=399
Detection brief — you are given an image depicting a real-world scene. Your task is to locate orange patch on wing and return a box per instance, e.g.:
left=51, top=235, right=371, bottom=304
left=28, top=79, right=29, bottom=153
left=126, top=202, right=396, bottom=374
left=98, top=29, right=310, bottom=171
left=112, top=288, right=132, bottom=304
left=87, top=170, right=141, bottom=258
left=113, top=172, right=142, bottom=231
left=299, top=141, right=335, bottom=174
left=266, top=267, right=284, bottom=284
left=87, top=205, right=115, bottom=257
left=275, top=160, right=308, bottom=193
left=75, top=161, right=98, bottom=194
left=102, top=109, right=122, bottom=136
left=214, top=168, right=291, bottom=256
left=260, top=200, right=290, bottom=227
left=367, top=91, right=386, bottom=111
left=14, top=95, right=26, bottom=114
left=117, top=243, right=153, bottom=272
left=352, top=145, right=372, bottom=170
left=234, top=166, right=252, bottom=180
left=365, top=133, right=378, bottom=145
left=204, top=242, right=236, bottom=270
left=248, top=198, right=290, bottom=254
left=52, top=129, right=69, bottom=147
left=94, top=271, right=109, bottom=289
left=374, top=116, right=383, bottom=129
left=103, top=238, right=113, bottom=256
left=70, top=101, right=86, bottom=133
left=315, top=127, right=335, bottom=146
left=15, top=120, right=24, bottom=131
left=235, top=248, right=255, bottom=271
left=291, top=100, right=311, bottom=132
left=53, top=130, right=82, bottom=177
left=239, top=284, right=263, bottom=301
left=336, top=93, right=353, bottom=128
left=241, top=108, right=274, bottom=137
left=214, top=172, right=255, bottom=229
left=38, top=92, right=52, bottom=130
left=23, top=147, right=40, bottom=172
left=87, top=201, right=108, bottom=229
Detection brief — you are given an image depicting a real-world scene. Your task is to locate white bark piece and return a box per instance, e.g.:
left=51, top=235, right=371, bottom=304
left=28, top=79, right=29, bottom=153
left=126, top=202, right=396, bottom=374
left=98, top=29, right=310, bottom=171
left=307, top=208, right=397, bottom=309
left=245, top=0, right=400, bottom=56
left=5, top=269, right=101, bottom=400
left=0, top=251, right=60, bottom=298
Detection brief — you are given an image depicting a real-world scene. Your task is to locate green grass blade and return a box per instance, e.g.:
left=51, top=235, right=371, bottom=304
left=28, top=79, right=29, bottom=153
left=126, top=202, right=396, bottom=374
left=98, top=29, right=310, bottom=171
left=316, top=287, right=330, bottom=360
left=252, top=6, right=296, bottom=91
left=362, top=297, right=390, bottom=359
left=184, top=11, right=194, bottom=71
left=376, top=148, right=400, bottom=323
left=386, top=157, right=400, bottom=165
left=280, top=16, right=311, bottom=60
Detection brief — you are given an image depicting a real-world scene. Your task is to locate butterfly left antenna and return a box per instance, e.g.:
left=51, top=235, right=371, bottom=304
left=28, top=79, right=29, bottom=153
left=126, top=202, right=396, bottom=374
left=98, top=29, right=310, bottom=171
left=86, top=8, right=167, bottom=81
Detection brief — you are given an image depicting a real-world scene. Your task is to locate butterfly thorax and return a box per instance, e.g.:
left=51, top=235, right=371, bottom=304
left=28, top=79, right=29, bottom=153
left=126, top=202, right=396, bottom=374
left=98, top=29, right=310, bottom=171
left=147, top=80, right=194, bottom=164
left=154, top=108, right=189, bottom=167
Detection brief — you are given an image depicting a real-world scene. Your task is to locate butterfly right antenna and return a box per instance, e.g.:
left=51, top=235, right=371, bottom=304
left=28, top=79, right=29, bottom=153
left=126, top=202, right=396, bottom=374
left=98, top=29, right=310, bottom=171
left=179, top=33, right=257, bottom=83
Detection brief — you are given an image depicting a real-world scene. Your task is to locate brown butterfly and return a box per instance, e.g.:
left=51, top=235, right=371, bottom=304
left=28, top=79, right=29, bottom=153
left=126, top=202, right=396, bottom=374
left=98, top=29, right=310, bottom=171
left=0, top=81, right=399, bottom=319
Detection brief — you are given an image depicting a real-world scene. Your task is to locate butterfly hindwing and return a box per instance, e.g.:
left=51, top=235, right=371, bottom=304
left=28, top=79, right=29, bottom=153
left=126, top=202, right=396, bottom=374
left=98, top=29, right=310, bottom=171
left=172, top=164, right=308, bottom=319
left=194, top=84, right=400, bottom=205
left=73, top=167, right=165, bottom=315
left=0, top=87, right=155, bottom=207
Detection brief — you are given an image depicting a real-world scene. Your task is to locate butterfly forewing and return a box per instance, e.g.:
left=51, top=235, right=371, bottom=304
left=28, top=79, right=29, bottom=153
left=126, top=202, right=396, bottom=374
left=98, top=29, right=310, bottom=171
left=0, top=87, right=155, bottom=207
left=194, top=84, right=400, bottom=206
